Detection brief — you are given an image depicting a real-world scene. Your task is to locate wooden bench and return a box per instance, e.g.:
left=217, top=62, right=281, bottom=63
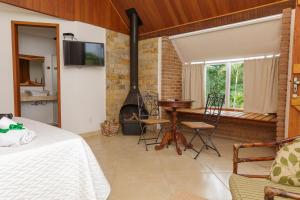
left=165, top=108, right=277, bottom=142
left=176, top=108, right=277, bottom=123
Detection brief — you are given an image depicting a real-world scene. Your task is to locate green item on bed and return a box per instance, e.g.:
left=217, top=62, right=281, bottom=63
left=0, top=123, right=24, bottom=134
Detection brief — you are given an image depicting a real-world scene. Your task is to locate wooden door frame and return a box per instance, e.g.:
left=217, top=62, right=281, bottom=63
left=11, top=21, right=62, bottom=127
left=288, top=3, right=300, bottom=137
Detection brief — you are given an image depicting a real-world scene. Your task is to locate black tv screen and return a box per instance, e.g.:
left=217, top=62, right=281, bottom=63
left=63, top=40, right=104, bottom=66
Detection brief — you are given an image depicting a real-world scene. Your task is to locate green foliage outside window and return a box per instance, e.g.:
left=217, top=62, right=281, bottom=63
left=206, top=64, right=226, bottom=107
left=205, top=62, right=244, bottom=109
left=230, top=63, right=244, bottom=109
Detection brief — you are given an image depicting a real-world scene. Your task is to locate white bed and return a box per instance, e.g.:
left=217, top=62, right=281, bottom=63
left=0, top=117, right=110, bottom=200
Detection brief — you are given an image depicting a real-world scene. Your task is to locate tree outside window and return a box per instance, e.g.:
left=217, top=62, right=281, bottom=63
left=230, top=63, right=244, bottom=109
left=206, top=64, right=226, bottom=97
left=205, top=62, right=244, bottom=109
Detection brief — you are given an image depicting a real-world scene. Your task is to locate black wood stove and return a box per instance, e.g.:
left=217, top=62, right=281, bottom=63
left=119, top=8, right=147, bottom=135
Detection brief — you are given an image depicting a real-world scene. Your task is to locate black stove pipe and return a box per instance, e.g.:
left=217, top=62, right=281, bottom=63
left=126, top=8, right=142, bottom=91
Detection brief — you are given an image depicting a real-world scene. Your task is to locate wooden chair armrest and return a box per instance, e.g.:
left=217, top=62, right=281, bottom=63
left=264, top=186, right=300, bottom=200
left=233, top=137, right=299, bottom=175
left=234, top=137, right=299, bottom=150
left=233, top=142, right=276, bottom=175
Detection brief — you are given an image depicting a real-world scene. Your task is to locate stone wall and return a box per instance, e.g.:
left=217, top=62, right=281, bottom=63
left=106, top=30, right=159, bottom=121
left=277, top=8, right=292, bottom=140
left=161, top=37, right=182, bottom=100
left=106, top=30, right=130, bottom=121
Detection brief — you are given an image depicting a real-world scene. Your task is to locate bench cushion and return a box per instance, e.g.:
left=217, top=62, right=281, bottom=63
left=229, top=174, right=300, bottom=200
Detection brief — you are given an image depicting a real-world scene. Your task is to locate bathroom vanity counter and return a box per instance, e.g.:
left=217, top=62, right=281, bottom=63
left=20, top=95, right=57, bottom=102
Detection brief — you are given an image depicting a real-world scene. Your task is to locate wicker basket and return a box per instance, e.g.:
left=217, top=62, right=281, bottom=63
left=101, top=120, right=119, bottom=136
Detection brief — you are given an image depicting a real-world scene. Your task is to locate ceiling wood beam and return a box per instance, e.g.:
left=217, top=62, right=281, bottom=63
left=108, top=0, right=129, bottom=32
left=139, top=0, right=295, bottom=40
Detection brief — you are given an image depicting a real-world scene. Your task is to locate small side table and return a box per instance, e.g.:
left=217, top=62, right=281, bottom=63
left=155, top=100, right=193, bottom=155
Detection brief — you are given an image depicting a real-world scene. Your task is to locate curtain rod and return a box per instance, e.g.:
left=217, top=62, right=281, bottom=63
left=170, top=14, right=282, bottom=40
left=186, top=54, right=280, bottom=65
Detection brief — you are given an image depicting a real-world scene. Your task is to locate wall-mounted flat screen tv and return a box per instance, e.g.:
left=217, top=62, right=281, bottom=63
left=63, top=40, right=105, bottom=66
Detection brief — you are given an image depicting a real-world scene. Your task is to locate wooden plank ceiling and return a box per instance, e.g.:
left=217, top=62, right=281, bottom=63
left=0, top=0, right=76, bottom=20
left=0, top=0, right=295, bottom=38
left=111, top=0, right=295, bottom=38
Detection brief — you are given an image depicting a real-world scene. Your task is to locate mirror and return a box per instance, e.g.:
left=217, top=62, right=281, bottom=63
left=19, top=54, right=45, bottom=86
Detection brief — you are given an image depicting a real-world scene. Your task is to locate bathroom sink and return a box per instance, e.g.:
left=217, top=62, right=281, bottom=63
left=28, top=90, right=49, bottom=97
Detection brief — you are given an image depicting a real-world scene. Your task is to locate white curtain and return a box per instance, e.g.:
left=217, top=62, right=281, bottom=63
left=243, top=57, right=279, bottom=114
left=182, top=64, right=205, bottom=108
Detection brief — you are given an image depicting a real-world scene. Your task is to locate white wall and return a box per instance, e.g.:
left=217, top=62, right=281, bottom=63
left=19, top=32, right=56, bottom=56
left=61, top=22, right=106, bottom=134
left=0, top=3, right=106, bottom=134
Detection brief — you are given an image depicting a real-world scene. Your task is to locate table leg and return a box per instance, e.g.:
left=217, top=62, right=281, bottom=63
left=172, top=110, right=183, bottom=155
left=176, top=131, right=193, bottom=149
left=155, top=132, right=172, bottom=150
left=175, top=134, right=182, bottom=155
left=155, top=107, right=191, bottom=155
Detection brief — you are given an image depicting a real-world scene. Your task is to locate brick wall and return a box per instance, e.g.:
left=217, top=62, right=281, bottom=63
left=161, top=37, right=182, bottom=100
left=277, top=8, right=292, bottom=140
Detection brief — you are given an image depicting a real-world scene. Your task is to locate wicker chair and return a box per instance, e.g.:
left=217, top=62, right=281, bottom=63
left=230, top=137, right=300, bottom=200
left=137, top=92, right=170, bottom=151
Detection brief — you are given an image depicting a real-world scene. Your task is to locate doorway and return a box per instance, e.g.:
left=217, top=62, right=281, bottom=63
left=11, top=21, right=61, bottom=127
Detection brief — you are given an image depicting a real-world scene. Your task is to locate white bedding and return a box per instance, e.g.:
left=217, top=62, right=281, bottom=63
left=0, top=117, right=110, bottom=200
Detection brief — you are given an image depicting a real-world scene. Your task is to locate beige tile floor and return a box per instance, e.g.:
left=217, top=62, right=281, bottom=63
left=84, top=132, right=275, bottom=200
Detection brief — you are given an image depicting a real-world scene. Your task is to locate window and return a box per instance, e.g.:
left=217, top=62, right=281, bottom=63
left=205, top=62, right=244, bottom=109
left=230, top=62, right=244, bottom=109
left=206, top=63, right=226, bottom=100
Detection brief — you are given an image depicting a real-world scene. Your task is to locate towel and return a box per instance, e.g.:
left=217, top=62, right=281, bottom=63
left=0, top=117, right=17, bottom=129
left=0, top=117, right=36, bottom=147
